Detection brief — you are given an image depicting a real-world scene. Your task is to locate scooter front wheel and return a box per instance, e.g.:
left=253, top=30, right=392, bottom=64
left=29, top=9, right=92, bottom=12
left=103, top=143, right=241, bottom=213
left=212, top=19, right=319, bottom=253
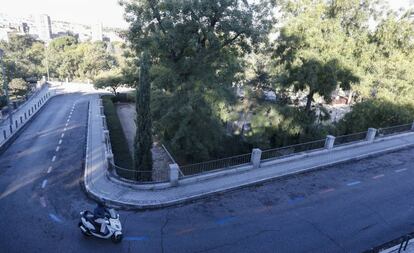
left=79, top=222, right=91, bottom=237
left=111, top=233, right=123, bottom=243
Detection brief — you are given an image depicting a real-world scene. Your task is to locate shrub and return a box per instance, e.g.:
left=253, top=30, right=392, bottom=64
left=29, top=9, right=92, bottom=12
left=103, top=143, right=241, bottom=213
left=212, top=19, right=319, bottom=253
left=335, top=100, right=414, bottom=134
left=102, top=95, right=135, bottom=179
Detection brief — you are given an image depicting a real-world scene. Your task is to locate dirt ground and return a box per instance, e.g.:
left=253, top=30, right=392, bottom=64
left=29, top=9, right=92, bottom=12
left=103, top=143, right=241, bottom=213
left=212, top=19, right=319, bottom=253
left=115, top=103, right=173, bottom=181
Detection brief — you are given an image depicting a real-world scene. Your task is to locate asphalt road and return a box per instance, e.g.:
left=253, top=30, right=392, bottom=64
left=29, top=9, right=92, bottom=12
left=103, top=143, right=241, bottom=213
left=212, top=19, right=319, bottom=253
left=1, top=93, right=414, bottom=253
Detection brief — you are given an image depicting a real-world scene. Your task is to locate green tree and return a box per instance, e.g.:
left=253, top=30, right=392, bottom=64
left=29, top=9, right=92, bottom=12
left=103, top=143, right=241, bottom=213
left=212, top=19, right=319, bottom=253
left=0, top=34, right=45, bottom=82
left=9, top=78, right=28, bottom=98
left=280, top=58, right=359, bottom=112
left=134, top=52, right=153, bottom=180
left=47, top=36, right=115, bottom=81
left=336, top=99, right=414, bottom=134
left=123, top=0, right=274, bottom=162
left=93, top=69, right=126, bottom=94
left=274, top=0, right=360, bottom=112
left=76, top=42, right=115, bottom=80
left=46, top=35, right=79, bottom=80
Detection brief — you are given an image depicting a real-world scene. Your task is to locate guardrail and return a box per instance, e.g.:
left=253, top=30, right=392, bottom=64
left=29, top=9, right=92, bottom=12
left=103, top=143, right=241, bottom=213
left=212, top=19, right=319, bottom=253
left=98, top=98, right=172, bottom=183
left=0, top=84, right=53, bottom=148
left=102, top=106, right=414, bottom=183
left=162, top=143, right=177, bottom=164
left=377, top=123, right=413, bottom=137
left=364, top=231, right=414, bottom=253
left=334, top=131, right=368, bottom=146
left=108, top=161, right=169, bottom=183
left=173, top=122, right=414, bottom=179
left=180, top=153, right=252, bottom=176
left=261, top=140, right=326, bottom=161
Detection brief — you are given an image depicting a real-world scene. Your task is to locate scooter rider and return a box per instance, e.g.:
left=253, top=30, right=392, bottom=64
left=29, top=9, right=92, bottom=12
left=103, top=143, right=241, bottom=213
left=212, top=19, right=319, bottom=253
left=94, top=201, right=108, bottom=234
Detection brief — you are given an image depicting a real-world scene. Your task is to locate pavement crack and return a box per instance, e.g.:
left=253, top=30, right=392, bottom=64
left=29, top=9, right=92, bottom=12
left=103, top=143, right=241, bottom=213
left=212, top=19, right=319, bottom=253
left=293, top=211, right=344, bottom=251
left=194, top=229, right=279, bottom=253
left=359, top=202, right=393, bottom=229
left=161, top=210, right=171, bottom=253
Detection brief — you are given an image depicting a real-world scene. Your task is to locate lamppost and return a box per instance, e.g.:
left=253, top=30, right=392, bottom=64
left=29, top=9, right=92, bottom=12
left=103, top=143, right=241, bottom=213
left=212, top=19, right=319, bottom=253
left=0, top=49, right=13, bottom=130
left=45, top=44, right=50, bottom=81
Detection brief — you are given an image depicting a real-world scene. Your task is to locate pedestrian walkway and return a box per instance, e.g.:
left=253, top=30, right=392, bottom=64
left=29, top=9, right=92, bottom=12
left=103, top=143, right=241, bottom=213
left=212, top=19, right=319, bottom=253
left=84, top=96, right=414, bottom=209
left=380, top=239, right=414, bottom=253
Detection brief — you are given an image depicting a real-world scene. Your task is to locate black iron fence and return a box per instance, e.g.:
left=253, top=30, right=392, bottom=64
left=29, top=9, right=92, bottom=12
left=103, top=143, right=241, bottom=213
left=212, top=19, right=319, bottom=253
left=334, top=131, right=368, bottom=146
left=377, top=123, right=413, bottom=137
left=261, top=139, right=326, bottom=161
left=108, top=122, right=414, bottom=182
left=180, top=153, right=252, bottom=177
left=108, top=161, right=169, bottom=183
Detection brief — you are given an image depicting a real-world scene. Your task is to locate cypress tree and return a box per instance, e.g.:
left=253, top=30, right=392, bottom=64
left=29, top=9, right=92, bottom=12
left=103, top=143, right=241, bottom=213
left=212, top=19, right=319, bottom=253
left=134, top=51, right=153, bottom=181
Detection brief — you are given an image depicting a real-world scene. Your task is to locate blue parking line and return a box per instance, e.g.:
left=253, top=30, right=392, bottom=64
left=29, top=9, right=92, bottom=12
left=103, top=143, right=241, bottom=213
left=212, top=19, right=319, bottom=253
left=215, top=216, right=237, bottom=225
left=289, top=196, right=305, bottom=204
left=124, top=236, right=149, bottom=241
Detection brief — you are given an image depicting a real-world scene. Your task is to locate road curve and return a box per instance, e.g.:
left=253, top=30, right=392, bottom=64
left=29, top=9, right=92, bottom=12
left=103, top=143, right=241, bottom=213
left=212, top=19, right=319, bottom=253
left=0, top=93, right=414, bottom=253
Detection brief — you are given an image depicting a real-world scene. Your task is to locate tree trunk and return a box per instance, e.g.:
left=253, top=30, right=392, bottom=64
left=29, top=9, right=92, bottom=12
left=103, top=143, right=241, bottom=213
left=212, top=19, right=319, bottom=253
left=134, top=51, right=153, bottom=181
left=347, top=90, right=353, bottom=105
left=305, top=90, right=314, bottom=112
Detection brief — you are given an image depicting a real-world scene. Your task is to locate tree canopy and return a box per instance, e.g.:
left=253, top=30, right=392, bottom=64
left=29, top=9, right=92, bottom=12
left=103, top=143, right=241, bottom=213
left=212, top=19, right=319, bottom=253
left=123, top=0, right=275, bottom=162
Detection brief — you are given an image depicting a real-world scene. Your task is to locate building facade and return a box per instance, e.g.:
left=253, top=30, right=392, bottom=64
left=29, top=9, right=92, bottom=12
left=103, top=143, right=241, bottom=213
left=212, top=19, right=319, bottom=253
left=91, top=23, right=103, bottom=42
left=36, top=14, right=52, bottom=42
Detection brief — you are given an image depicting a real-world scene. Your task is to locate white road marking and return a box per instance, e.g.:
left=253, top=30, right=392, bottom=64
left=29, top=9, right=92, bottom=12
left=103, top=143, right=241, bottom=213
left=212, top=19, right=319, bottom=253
left=49, top=213, right=63, bottom=223
left=372, top=174, right=384, bottom=179
left=395, top=168, right=407, bottom=173
left=320, top=188, right=335, bottom=194
left=47, top=166, right=52, bottom=173
left=40, top=197, right=47, bottom=207
left=52, top=156, right=56, bottom=162
left=63, top=128, right=67, bottom=131
left=61, top=133, right=65, bottom=138
left=65, top=123, right=69, bottom=127
left=58, top=139, right=62, bottom=145
left=41, top=179, right=48, bottom=188
left=347, top=181, right=361, bottom=186
left=56, top=146, right=60, bottom=152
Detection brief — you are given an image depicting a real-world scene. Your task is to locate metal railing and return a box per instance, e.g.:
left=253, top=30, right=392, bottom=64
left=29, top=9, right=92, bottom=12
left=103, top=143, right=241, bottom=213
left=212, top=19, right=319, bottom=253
left=261, top=139, right=326, bottom=161
left=104, top=120, right=414, bottom=182
left=180, top=153, right=252, bottom=177
left=162, top=143, right=176, bottom=164
left=108, top=162, right=169, bottom=183
left=334, top=131, right=368, bottom=146
left=377, top=123, right=413, bottom=137
left=366, top=232, right=414, bottom=253
left=0, top=88, right=52, bottom=146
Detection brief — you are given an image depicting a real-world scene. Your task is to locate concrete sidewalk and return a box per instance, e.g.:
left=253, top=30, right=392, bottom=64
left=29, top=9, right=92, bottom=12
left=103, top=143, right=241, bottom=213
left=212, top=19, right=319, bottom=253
left=380, top=240, right=414, bottom=253
left=84, top=96, right=414, bottom=209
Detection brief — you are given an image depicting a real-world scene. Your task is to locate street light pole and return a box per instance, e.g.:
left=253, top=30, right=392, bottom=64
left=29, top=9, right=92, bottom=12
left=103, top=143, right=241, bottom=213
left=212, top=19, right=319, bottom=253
left=0, top=49, right=13, bottom=129
left=45, top=45, right=50, bottom=81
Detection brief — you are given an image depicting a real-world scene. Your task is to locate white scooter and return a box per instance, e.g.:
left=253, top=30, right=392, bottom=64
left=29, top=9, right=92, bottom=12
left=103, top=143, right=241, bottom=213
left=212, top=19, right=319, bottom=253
left=78, top=207, right=123, bottom=243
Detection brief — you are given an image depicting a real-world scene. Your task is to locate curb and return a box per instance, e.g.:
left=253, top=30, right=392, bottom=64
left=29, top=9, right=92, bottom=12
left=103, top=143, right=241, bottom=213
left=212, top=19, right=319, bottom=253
left=84, top=134, right=414, bottom=210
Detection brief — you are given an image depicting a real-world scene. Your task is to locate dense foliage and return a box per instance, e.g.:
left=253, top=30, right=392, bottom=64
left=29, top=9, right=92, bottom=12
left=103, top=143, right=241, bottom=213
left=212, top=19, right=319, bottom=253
left=102, top=96, right=134, bottom=179
left=134, top=51, right=153, bottom=179
left=1, top=0, right=413, bottom=166
left=0, top=34, right=127, bottom=109
left=122, top=0, right=414, bottom=164
left=123, top=0, right=275, bottom=162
